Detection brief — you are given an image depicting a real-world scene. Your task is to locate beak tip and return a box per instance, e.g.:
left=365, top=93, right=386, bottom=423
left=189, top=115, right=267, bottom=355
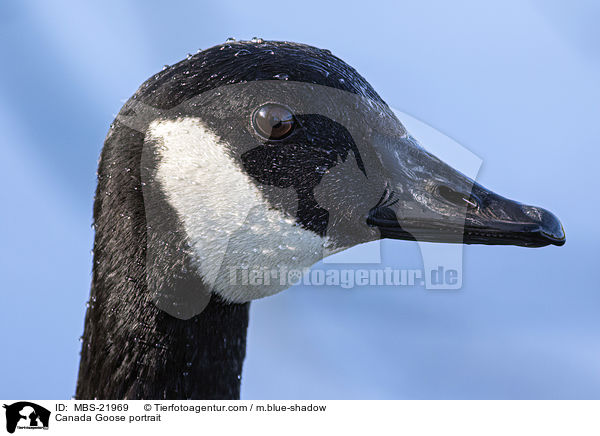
left=538, top=210, right=566, bottom=247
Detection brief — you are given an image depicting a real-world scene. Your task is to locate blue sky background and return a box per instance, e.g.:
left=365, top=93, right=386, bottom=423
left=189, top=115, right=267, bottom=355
left=0, top=0, right=598, bottom=399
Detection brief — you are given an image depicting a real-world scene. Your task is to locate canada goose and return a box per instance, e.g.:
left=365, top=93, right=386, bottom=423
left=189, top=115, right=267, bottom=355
left=76, top=40, right=565, bottom=400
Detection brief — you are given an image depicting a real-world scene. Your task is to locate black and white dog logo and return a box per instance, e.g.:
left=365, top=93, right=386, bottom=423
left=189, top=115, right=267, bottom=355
left=3, top=402, right=50, bottom=433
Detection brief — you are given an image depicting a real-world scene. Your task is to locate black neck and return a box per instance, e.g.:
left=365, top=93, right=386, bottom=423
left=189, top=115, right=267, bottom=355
left=76, top=123, right=249, bottom=400
left=76, top=295, right=249, bottom=400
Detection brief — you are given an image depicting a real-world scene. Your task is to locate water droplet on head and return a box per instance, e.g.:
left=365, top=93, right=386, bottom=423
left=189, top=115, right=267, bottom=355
left=225, top=37, right=236, bottom=43
left=162, top=65, right=169, bottom=70
left=273, top=73, right=289, bottom=80
left=339, top=78, right=345, bottom=84
left=251, top=37, right=264, bottom=43
left=186, top=53, right=193, bottom=59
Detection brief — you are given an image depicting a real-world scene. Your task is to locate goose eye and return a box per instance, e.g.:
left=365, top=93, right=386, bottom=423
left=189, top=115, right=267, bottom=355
left=252, top=103, right=295, bottom=140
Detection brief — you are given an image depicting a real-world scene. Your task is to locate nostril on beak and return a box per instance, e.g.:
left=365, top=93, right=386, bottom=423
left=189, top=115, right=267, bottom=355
left=437, top=185, right=479, bottom=209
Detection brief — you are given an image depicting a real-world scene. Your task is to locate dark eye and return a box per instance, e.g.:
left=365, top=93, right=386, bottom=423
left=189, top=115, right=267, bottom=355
left=252, top=103, right=295, bottom=140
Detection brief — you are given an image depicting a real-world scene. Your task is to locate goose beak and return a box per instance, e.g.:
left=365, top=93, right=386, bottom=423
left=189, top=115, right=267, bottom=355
left=367, top=136, right=566, bottom=248
left=369, top=183, right=566, bottom=248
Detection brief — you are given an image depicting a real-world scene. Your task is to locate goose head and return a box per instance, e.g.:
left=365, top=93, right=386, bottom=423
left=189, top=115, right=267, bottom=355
left=117, top=40, right=565, bottom=318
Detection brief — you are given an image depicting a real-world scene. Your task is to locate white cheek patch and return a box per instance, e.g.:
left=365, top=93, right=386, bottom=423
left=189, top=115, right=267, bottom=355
left=147, top=117, right=329, bottom=302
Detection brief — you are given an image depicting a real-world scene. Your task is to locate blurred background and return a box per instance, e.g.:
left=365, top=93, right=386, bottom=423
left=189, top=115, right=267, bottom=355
left=1, top=0, right=598, bottom=399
